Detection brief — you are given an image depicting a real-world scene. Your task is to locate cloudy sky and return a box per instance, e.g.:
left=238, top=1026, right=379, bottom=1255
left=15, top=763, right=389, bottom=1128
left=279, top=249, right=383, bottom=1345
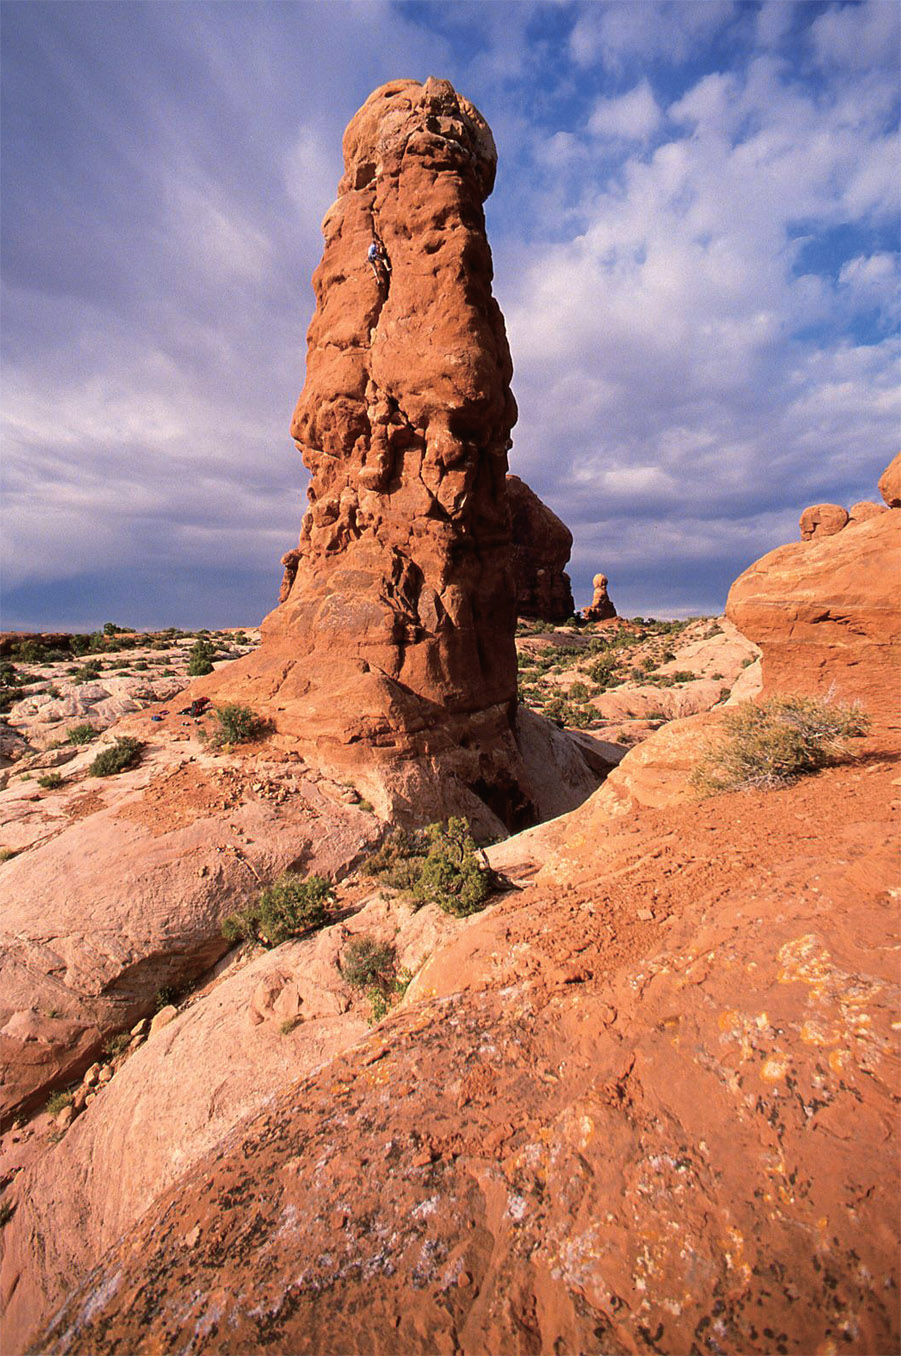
left=3, top=0, right=898, bottom=629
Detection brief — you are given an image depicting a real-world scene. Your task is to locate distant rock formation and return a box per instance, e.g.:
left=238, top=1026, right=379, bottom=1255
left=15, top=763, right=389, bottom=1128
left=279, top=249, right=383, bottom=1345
left=505, top=474, right=574, bottom=623
left=799, top=502, right=848, bottom=540
left=583, top=572, right=617, bottom=622
left=878, top=451, right=901, bottom=507
left=200, top=79, right=548, bottom=833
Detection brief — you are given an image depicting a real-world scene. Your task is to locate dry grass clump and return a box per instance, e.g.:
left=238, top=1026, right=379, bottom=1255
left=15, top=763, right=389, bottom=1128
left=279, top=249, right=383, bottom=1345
left=691, top=694, right=869, bottom=795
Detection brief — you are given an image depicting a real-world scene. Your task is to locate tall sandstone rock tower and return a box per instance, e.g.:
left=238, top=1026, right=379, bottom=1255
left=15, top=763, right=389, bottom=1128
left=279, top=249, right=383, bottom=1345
left=207, top=79, right=538, bottom=830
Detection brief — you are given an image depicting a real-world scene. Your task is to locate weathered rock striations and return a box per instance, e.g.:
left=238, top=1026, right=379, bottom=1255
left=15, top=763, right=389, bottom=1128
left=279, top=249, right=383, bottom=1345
left=506, top=474, right=575, bottom=622
left=583, top=571, right=617, bottom=622
left=199, top=79, right=553, bottom=833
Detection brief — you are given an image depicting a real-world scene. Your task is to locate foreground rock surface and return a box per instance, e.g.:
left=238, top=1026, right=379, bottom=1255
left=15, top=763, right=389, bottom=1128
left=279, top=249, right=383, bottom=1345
left=23, top=744, right=899, bottom=1356
left=0, top=736, right=380, bottom=1123
left=1, top=893, right=463, bottom=1352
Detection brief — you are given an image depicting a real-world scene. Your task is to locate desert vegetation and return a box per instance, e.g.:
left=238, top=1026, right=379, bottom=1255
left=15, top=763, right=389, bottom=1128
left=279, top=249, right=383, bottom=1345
left=691, top=694, right=869, bottom=795
left=221, top=873, right=334, bottom=947
left=206, top=703, right=268, bottom=747
left=363, top=817, right=492, bottom=916
left=89, top=737, right=144, bottom=778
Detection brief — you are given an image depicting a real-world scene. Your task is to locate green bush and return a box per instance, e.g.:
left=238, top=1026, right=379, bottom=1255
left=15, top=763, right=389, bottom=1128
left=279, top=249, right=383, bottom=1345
left=89, top=736, right=144, bottom=778
left=45, top=1089, right=73, bottom=1116
left=691, top=695, right=869, bottom=796
left=37, top=772, right=64, bottom=790
left=413, top=820, right=491, bottom=915
left=103, top=1031, right=131, bottom=1058
left=208, top=703, right=267, bottom=746
left=187, top=638, right=216, bottom=677
left=588, top=655, right=619, bottom=688
left=222, top=874, right=333, bottom=948
left=363, top=818, right=492, bottom=917
left=341, top=936, right=396, bottom=991
left=66, top=723, right=98, bottom=745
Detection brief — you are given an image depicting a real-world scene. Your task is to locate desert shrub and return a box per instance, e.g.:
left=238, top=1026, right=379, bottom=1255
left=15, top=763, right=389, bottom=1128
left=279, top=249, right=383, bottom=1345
left=361, top=827, right=430, bottom=890
left=37, top=772, right=64, bottom=790
left=208, top=703, right=267, bottom=746
left=89, top=736, right=144, bottom=778
left=691, top=695, right=869, bottom=796
left=568, top=680, right=589, bottom=700
left=15, top=640, right=47, bottom=663
left=363, top=819, right=491, bottom=917
left=187, top=638, right=216, bottom=676
left=103, top=1031, right=131, bottom=1058
left=411, top=819, right=491, bottom=916
left=341, top=936, right=396, bottom=990
left=588, top=655, right=618, bottom=687
left=66, top=723, right=98, bottom=745
left=45, top=1089, right=73, bottom=1116
left=222, top=874, right=333, bottom=947
left=0, top=848, right=17, bottom=863
left=341, top=937, right=413, bottom=1024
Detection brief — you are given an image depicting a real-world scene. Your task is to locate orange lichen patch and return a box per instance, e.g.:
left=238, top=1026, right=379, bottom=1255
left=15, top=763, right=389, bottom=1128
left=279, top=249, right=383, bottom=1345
left=800, top=1019, right=841, bottom=1046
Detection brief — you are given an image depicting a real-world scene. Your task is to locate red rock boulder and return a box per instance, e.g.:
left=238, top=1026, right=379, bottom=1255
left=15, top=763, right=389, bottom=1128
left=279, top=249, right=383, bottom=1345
left=798, top=502, right=848, bottom=540
left=848, top=499, right=886, bottom=526
left=878, top=451, right=901, bottom=507
left=727, top=509, right=900, bottom=725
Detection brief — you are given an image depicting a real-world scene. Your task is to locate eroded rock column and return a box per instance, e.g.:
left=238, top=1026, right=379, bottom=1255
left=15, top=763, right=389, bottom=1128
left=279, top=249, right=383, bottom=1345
left=207, top=79, right=533, bottom=830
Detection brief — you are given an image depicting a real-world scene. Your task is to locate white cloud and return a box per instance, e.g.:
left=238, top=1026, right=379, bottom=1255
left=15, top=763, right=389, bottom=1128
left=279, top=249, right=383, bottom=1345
left=503, top=36, right=900, bottom=609
left=838, top=252, right=900, bottom=324
left=811, top=0, right=901, bottom=71
left=588, top=80, right=662, bottom=142
left=570, top=1, right=736, bottom=70
left=283, top=126, right=342, bottom=226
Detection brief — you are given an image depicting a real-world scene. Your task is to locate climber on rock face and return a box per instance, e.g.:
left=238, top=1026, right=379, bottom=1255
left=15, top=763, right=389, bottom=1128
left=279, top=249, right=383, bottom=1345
left=368, top=239, right=390, bottom=287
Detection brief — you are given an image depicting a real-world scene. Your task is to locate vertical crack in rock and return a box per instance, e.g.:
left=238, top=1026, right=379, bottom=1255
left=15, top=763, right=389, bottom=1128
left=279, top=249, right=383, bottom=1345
left=203, top=79, right=543, bottom=834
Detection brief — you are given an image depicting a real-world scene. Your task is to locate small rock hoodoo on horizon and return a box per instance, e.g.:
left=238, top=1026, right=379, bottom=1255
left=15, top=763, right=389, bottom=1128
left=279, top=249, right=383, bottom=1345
left=583, top=572, right=617, bottom=622
left=200, top=79, right=543, bottom=830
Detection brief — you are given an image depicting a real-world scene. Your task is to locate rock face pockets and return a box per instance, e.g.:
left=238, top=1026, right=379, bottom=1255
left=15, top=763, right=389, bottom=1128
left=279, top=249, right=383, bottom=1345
left=208, top=80, right=536, bottom=831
